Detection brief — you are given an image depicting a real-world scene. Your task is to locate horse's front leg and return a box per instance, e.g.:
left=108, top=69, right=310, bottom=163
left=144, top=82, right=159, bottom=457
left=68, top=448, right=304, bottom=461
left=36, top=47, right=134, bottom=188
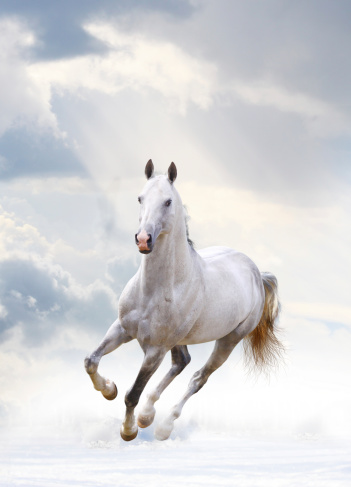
left=121, top=346, right=167, bottom=441
left=84, top=320, right=132, bottom=400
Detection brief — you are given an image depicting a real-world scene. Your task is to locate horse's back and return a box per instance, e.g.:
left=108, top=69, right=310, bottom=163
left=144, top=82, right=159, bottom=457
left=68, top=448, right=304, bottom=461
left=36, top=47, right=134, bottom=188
left=198, top=246, right=261, bottom=282
left=198, top=245, right=238, bottom=259
left=198, top=246, right=250, bottom=266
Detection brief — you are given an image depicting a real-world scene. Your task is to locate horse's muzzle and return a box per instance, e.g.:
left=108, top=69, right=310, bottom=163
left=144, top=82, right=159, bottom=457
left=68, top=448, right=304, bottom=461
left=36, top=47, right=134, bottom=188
left=135, top=230, right=153, bottom=254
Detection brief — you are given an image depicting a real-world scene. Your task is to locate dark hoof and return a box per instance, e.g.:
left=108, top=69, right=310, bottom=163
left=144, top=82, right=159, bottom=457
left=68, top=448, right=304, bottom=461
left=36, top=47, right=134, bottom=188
left=102, top=382, right=117, bottom=401
left=120, top=426, right=138, bottom=442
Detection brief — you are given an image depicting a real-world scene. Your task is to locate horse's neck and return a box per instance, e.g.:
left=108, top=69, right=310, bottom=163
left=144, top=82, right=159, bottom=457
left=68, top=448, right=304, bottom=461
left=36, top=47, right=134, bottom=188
left=140, top=212, right=194, bottom=292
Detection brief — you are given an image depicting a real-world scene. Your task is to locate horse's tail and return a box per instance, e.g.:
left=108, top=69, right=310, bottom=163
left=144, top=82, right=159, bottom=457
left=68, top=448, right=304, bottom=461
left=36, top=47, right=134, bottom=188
left=243, top=272, right=284, bottom=373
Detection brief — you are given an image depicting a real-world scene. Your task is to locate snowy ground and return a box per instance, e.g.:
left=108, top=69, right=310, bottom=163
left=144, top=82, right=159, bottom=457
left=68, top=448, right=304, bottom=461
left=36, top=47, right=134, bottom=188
left=1, top=320, right=351, bottom=487
left=1, top=432, right=350, bottom=487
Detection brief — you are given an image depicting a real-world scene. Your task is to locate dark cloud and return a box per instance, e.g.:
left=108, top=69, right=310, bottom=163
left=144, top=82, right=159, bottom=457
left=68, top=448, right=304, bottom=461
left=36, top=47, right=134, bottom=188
left=159, top=1, right=351, bottom=114
left=0, top=0, right=195, bottom=60
left=0, top=127, right=87, bottom=180
left=0, top=258, right=118, bottom=344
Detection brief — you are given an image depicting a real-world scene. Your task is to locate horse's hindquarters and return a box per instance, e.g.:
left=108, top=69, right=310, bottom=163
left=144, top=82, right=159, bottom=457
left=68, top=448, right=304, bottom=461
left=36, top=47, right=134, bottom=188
left=180, top=248, right=265, bottom=345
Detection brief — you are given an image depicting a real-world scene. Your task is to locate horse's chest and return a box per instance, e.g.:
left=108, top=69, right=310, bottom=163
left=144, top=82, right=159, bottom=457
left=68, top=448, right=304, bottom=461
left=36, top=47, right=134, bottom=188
left=119, top=287, right=199, bottom=347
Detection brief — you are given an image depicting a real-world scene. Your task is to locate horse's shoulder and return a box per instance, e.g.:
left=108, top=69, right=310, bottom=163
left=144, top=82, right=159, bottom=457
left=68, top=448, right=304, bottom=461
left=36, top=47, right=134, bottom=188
left=118, top=272, right=140, bottom=312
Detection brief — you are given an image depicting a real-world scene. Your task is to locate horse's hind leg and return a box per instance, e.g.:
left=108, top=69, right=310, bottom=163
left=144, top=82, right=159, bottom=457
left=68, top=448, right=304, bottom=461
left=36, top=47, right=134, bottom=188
left=155, top=330, right=244, bottom=441
left=137, top=345, right=191, bottom=429
left=84, top=320, right=132, bottom=400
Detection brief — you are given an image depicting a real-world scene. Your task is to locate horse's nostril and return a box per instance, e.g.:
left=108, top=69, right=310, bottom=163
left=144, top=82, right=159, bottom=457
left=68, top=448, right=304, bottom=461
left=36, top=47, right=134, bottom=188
left=135, top=231, right=152, bottom=251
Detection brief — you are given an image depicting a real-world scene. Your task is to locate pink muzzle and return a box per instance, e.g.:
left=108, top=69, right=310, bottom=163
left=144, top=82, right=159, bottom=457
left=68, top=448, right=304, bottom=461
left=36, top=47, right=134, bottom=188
left=136, top=229, right=151, bottom=252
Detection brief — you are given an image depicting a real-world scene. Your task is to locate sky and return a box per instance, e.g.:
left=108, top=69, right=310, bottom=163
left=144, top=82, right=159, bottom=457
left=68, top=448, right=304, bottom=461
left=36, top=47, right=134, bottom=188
left=0, top=0, right=351, bottom=457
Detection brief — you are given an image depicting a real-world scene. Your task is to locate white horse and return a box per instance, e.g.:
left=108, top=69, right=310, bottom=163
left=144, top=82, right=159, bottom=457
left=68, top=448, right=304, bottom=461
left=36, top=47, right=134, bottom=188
left=85, top=160, right=282, bottom=441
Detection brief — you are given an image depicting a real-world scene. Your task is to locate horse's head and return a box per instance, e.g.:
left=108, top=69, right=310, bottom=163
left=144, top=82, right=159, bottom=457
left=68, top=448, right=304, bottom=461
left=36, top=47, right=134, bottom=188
left=135, top=160, right=177, bottom=254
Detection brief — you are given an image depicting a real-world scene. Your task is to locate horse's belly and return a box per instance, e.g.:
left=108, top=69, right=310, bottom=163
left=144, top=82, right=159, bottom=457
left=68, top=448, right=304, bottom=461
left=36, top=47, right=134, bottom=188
left=178, top=297, right=245, bottom=345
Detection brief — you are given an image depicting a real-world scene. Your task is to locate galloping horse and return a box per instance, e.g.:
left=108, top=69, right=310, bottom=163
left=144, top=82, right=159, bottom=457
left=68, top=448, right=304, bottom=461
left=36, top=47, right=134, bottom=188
left=84, top=160, right=282, bottom=441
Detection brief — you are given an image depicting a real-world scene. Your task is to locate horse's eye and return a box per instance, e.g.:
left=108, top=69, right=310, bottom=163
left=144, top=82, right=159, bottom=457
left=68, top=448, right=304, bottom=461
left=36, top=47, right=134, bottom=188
left=138, top=197, right=141, bottom=204
left=165, top=199, right=172, bottom=207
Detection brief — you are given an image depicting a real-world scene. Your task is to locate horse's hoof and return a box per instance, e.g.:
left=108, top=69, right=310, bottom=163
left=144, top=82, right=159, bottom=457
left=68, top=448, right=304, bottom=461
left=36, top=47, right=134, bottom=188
left=155, top=422, right=173, bottom=441
left=120, top=425, right=138, bottom=442
left=137, top=413, right=154, bottom=429
left=102, top=382, right=117, bottom=401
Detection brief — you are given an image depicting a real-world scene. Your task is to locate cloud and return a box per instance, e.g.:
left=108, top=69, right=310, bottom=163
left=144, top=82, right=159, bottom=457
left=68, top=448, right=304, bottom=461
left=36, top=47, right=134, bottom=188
left=0, top=303, right=7, bottom=320
left=0, top=16, right=218, bottom=184
left=105, top=256, right=140, bottom=293
left=1, top=11, right=349, bottom=199
left=0, top=256, right=119, bottom=342
left=0, top=18, right=59, bottom=137
left=0, top=177, right=139, bottom=288
left=0, top=204, right=124, bottom=344
left=0, top=127, right=86, bottom=179
left=29, top=21, right=217, bottom=115
left=0, top=0, right=195, bottom=60
left=0, top=205, right=49, bottom=257
left=285, top=302, right=351, bottom=330
left=112, top=1, right=350, bottom=196
left=230, top=79, right=350, bottom=138
left=182, top=1, right=351, bottom=111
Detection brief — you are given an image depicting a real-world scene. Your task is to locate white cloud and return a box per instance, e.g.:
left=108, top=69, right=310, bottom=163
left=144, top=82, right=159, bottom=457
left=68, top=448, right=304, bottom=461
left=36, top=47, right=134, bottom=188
left=29, top=21, right=217, bottom=115
left=1, top=12, right=347, bottom=197
left=0, top=205, right=50, bottom=257
left=0, top=18, right=59, bottom=136
left=0, top=203, right=120, bottom=342
left=230, top=79, right=350, bottom=137
left=0, top=302, right=7, bottom=319
left=0, top=184, right=113, bottom=285
left=6, top=176, right=97, bottom=195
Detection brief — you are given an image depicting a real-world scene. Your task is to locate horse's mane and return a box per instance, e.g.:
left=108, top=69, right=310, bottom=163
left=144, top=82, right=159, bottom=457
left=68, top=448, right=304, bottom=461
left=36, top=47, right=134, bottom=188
left=183, top=205, right=194, bottom=249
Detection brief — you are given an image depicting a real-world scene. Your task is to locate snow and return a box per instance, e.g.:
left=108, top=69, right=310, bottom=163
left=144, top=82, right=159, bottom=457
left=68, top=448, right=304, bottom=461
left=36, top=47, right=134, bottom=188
left=1, top=433, right=350, bottom=487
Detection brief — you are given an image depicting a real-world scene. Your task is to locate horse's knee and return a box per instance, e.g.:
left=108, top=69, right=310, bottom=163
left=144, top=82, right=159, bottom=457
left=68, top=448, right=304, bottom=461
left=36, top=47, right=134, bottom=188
left=125, top=390, right=139, bottom=409
left=173, top=356, right=191, bottom=377
left=84, top=355, right=98, bottom=375
left=189, top=370, right=207, bottom=394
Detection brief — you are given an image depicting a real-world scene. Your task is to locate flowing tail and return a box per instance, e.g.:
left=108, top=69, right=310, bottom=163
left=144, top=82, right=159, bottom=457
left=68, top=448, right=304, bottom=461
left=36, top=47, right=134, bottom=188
left=243, top=272, right=284, bottom=373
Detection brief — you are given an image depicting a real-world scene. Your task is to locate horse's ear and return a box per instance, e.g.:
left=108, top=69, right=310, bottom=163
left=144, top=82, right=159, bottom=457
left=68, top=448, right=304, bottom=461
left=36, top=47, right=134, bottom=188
left=145, top=159, right=154, bottom=179
left=168, top=162, right=177, bottom=184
